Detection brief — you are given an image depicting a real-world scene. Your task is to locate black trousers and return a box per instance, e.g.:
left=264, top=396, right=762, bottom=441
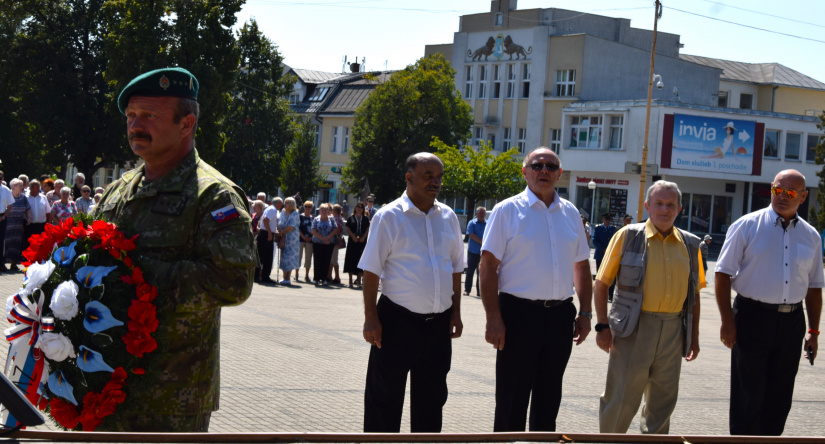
left=0, top=218, right=6, bottom=264
left=730, top=295, right=806, bottom=436
left=255, top=230, right=274, bottom=281
left=364, top=295, right=452, bottom=433
left=313, top=242, right=334, bottom=282
left=494, top=293, right=576, bottom=432
left=465, top=251, right=480, bottom=294
left=23, top=222, right=46, bottom=254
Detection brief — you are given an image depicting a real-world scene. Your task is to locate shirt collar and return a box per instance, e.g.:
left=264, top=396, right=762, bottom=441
left=401, top=192, right=440, bottom=215
left=768, top=206, right=799, bottom=228
left=524, top=186, right=560, bottom=210
left=644, top=218, right=683, bottom=243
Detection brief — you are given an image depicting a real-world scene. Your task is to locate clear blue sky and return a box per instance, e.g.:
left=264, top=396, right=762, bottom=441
left=237, top=0, right=825, bottom=84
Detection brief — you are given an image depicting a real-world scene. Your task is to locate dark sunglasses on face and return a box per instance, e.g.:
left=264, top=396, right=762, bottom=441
left=771, top=186, right=801, bottom=200
left=529, top=162, right=560, bottom=172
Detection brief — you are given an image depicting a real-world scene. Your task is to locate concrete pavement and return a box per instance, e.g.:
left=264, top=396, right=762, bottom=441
left=0, top=252, right=823, bottom=436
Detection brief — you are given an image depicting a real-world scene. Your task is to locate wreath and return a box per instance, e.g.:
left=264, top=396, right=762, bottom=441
left=3, top=214, right=160, bottom=431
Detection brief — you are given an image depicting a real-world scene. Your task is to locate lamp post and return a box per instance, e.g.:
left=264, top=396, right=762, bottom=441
left=637, top=0, right=663, bottom=222
left=588, top=179, right=597, bottom=221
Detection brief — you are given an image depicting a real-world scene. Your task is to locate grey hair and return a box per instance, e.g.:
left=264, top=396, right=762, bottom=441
left=9, top=178, right=22, bottom=188
left=522, top=147, right=562, bottom=168
left=645, top=180, right=682, bottom=204
left=75, top=172, right=85, bottom=180
left=476, top=206, right=486, bottom=212
left=29, top=179, right=40, bottom=187
left=272, top=197, right=283, bottom=206
left=54, top=179, right=65, bottom=186
left=60, top=187, right=71, bottom=196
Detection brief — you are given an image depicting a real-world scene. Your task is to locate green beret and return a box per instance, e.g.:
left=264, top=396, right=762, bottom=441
left=117, top=67, right=199, bottom=115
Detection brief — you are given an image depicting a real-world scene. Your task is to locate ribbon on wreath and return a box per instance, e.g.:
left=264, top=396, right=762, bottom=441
left=5, top=290, right=46, bottom=347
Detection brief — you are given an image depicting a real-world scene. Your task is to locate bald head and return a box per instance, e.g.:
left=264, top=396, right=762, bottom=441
left=774, top=169, right=806, bottom=188
left=523, top=147, right=560, bottom=167
left=405, top=152, right=443, bottom=173
left=771, top=169, right=808, bottom=220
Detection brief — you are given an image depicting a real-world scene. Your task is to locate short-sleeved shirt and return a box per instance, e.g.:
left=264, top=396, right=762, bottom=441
left=0, top=185, right=14, bottom=210
left=466, top=218, right=487, bottom=255
left=716, top=206, right=824, bottom=304
left=358, top=193, right=465, bottom=314
left=299, top=214, right=313, bottom=242
left=260, top=205, right=278, bottom=232
left=481, top=187, right=589, bottom=300
left=311, top=216, right=337, bottom=243
left=596, top=220, right=706, bottom=313
left=75, top=197, right=94, bottom=214
left=27, top=194, right=51, bottom=223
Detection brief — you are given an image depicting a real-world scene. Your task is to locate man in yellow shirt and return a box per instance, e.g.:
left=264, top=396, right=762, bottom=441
left=594, top=180, right=705, bottom=434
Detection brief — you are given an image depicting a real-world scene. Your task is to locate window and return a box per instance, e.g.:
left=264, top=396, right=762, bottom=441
left=608, top=116, right=624, bottom=149
left=494, top=12, right=503, bottom=27
left=764, top=130, right=779, bottom=158
left=309, top=87, right=329, bottom=101
left=104, top=168, right=115, bottom=185
left=488, top=134, right=496, bottom=150
left=464, top=66, right=473, bottom=99
left=313, top=125, right=321, bottom=148
left=806, top=134, right=821, bottom=162
left=549, top=129, right=561, bottom=153
left=521, top=63, right=531, bottom=98
left=556, top=70, right=576, bottom=96
left=502, top=128, right=511, bottom=151
left=676, top=193, right=733, bottom=234
left=478, top=65, right=487, bottom=98
left=739, top=93, right=753, bottom=110
left=717, top=91, right=729, bottom=107
left=289, top=93, right=300, bottom=104
left=343, top=127, right=350, bottom=153
left=570, top=116, right=602, bottom=149
left=517, top=128, right=527, bottom=153
left=492, top=65, right=501, bottom=99
left=785, top=132, right=801, bottom=160
left=330, top=126, right=340, bottom=153
left=506, top=64, right=515, bottom=98
left=473, top=126, right=483, bottom=146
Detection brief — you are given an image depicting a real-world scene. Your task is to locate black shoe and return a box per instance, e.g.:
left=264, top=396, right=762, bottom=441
left=0, top=264, right=7, bottom=272
left=261, top=277, right=275, bottom=284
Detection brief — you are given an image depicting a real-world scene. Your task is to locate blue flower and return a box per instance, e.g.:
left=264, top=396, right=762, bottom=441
left=83, top=301, right=124, bottom=333
left=75, top=265, right=117, bottom=288
left=48, top=371, right=78, bottom=405
left=53, top=242, right=77, bottom=267
left=76, top=346, right=114, bottom=373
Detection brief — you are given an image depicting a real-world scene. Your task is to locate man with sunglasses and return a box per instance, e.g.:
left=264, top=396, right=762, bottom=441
left=480, top=147, right=592, bottom=432
left=715, top=169, right=822, bottom=436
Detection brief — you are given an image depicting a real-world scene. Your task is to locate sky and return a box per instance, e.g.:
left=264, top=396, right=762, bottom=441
left=235, top=0, right=825, bottom=84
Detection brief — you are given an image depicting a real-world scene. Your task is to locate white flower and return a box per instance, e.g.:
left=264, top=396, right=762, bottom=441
left=39, top=333, right=76, bottom=362
left=19, top=261, right=56, bottom=296
left=50, top=281, right=79, bottom=321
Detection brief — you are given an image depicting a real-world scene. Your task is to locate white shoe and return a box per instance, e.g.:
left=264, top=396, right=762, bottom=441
left=279, top=279, right=291, bottom=285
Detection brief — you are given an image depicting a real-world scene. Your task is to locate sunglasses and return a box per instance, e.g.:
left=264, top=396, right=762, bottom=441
left=771, top=186, right=802, bottom=200
left=528, top=162, right=560, bottom=172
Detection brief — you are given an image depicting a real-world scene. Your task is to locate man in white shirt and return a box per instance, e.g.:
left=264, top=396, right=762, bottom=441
left=256, top=197, right=282, bottom=284
left=359, top=153, right=465, bottom=433
left=0, top=170, right=13, bottom=271
left=75, top=185, right=95, bottom=214
left=480, top=147, right=593, bottom=432
left=716, top=169, right=822, bottom=436
left=24, top=180, right=51, bottom=251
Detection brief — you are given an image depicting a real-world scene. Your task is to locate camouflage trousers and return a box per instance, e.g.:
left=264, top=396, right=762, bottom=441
left=98, top=412, right=211, bottom=433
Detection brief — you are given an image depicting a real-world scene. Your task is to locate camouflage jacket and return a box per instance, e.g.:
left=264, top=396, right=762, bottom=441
left=94, top=149, right=255, bottom=415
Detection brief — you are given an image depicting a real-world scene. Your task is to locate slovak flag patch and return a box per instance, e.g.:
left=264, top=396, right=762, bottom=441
left=211, top=205, right=240, bottom=223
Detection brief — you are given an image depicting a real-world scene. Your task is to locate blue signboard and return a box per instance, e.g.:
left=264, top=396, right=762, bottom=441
left=670, top=114, right=756, bottom=175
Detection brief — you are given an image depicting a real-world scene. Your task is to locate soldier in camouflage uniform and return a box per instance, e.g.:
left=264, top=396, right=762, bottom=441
left=93, top=67, right=256, bottom=432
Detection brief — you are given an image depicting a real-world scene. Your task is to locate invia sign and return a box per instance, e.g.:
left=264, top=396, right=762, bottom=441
left=669, top=114, right=757, bottom=175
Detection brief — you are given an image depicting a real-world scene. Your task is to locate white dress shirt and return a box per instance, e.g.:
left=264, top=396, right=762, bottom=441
left=0, top=185, right=13, bottom=211
left=716, top=206, right=824, bottom=304
left=481, top=187, right=590, bottom=300
left=27, top=194, right=51, bottom=223
left=358, top=193, right=465, bottom=314
left=260, top=205, right=279, bottom=232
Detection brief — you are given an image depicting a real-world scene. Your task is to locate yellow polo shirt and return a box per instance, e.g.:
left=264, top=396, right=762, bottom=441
left=596, top=220, right=706, bottom=313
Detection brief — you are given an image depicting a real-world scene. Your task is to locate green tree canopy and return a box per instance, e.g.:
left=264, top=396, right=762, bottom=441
left=432, top=139, right=526, bottom=215
left=812, top=111, right=825, bottom=230
left=220, top=19, right=294, bottom=195
left=280, top=117, right=325, bottom=199
left=342, top=53, right=472, bottom=203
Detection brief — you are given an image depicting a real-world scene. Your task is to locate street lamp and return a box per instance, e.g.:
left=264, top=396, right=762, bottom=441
left=588, top=179, right=597, bottom=220
left=637, top=0, right=663, bottom=222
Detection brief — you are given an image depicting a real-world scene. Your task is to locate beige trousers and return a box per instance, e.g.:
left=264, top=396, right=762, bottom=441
left=599, top=311, right=684, bottom=434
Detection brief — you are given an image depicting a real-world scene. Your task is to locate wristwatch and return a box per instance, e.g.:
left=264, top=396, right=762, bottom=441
left=578, top=311, right=592, bottom=319
left=595, top=323, right=610, bottom=333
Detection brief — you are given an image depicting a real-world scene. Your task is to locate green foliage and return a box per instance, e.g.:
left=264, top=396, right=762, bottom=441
left=433, top=139, right=525, bottom=214
left=280, top=117, right=325, bottom=199
left=342, top=53, right=472, bottom=202
left=220, top=20, right=294, bottom=195
left=813, top=111, right=825, bottom=231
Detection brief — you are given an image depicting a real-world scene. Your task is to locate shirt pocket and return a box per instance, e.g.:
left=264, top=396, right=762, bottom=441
left=796, top=242, right=815, bottom=270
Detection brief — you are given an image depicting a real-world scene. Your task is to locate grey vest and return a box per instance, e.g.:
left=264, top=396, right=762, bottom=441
left=607, top=223, right=701, bottom=357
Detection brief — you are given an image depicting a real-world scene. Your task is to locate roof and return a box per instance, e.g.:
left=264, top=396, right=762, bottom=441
left=680, top=54, right=825, bottom=90
left=291, top=69, right=348, bottom=84
left=291, top=71, right=395, bottom=116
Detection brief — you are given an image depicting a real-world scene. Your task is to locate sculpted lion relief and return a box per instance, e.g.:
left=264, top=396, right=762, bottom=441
left=466, top=35, right=532, bottom=62
left=468, top=37, right=496, bottom=61
left=503, top=35, right=532, bottom=60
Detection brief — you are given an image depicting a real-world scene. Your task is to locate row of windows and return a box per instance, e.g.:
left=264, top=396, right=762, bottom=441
left=764, top=130, right=822, bottom=162
left=330, top=126, right=350, bottom=154
left=463, top=65, right=576, bottom=100
left=569, top=115, right=624, bottom=150
left=471, top=127, right=562, bottom=154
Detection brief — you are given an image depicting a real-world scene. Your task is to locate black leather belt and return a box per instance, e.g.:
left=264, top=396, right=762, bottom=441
left=501, top=292, right=572, bottom=309
left=380, top=295, right=450, bottom=322
left=738, top=295, right=802, bottom=313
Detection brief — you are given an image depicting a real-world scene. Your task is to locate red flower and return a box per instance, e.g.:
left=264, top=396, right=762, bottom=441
left=77, top=368, right=128, bottom=431
left=122, top=328, right=158, bottom=358
left=121, top=267, right=145, bottom=285
left=22, top=231, right=55, bottom=265
left=68, top=221, right=90, bottom=240
left=49, top=398, right=80, bottom=430
left=128, top=300, right=158, bottom=331
left=135, top=283, right=157, bottom=302
left=131, top=367, right=145, bottom=375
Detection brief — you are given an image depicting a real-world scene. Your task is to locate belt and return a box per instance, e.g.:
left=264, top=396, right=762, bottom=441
left=501, top=292, right=572, bottom=309
left=380, top=295, right=450, bottom=322
left=738, top=295, right=802, bottom=313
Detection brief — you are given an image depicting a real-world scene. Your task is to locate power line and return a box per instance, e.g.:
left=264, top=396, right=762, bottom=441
left=668, top=6, right=825, bottom=45
left=696, top=0, right=825, bottom=29
left=242, top=0, right=474, bottom=14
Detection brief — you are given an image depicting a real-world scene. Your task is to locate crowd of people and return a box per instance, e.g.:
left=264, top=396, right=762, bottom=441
left=251, top=192, right=375, bottom=288
left=0, top=171, right=104, bottom=272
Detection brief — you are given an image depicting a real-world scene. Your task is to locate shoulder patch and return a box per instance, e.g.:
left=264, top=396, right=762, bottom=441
left=212, top=205, right=240, bottom=223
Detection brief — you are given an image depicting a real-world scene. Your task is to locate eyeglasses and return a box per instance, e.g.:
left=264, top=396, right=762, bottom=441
left=82, top=190, right=90, bottom=193
left=528, top=163, right=560, bottom=172
left=771, top=186, right=802, bottom=200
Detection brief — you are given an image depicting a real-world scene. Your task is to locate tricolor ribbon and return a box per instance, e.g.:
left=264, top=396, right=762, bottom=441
left=4, top=290, right=46, bottom=347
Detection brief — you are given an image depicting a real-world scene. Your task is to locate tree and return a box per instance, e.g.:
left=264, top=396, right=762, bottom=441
left=812, top=111, right=825, bottom=230
left=342, top=53, right=472, bottom=203
left=432, top=139, right=526, bottom=215
left=219, top=19, right=294, bottom=195
left=280, top=117, right=325, bottom=199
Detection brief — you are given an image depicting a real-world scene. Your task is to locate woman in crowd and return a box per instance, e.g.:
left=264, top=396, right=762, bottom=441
left=3, top=179, right=31, bottom=270
left=51, top=187, right=78, bottom=224
left=298, top=201, right=314, bottom=282
left=343, top=201, right=370, bottom=288
left=41, top=179, right=55, bottom=204
left=327, top=204, right=345, bottom=285
left=251, top=200, right=265, bottom=238
left=311, top=203, right=337, bottom=286
left=46, top=179, right=64, bottom=206
left=277, top=197, right=300, bottom=285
